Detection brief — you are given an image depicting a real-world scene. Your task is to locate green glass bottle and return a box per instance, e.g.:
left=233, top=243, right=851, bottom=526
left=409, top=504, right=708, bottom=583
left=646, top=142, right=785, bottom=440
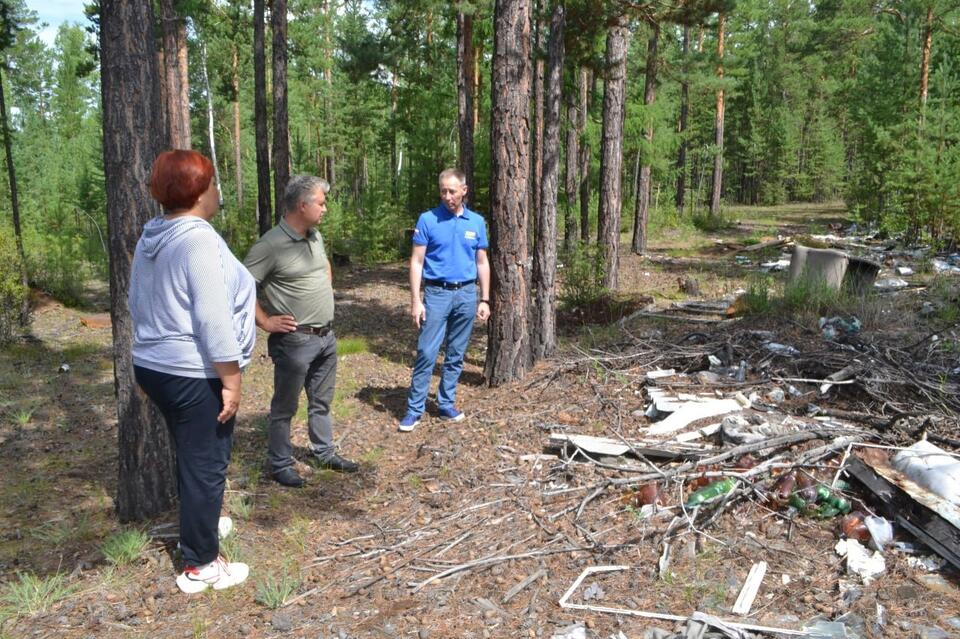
left=685, top=478, right=737, bottom=508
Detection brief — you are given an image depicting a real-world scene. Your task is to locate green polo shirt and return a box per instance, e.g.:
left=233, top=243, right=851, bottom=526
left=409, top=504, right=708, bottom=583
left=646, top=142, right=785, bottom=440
left=243, top=217, right=334, bottom=327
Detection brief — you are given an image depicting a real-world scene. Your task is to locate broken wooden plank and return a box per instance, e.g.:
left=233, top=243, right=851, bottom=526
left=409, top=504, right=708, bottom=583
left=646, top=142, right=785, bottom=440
left=548, top=433, right=713, bottom=461
left=646, top=399, right=743, bottom=435
left=550, top=434, right=630, bottom=457
left=846, top=456, right=960, bottom=571
left=558, top=565, right=806, bottom=636
left=737, top=237, right=792, bottom=253
left=732, top=561, right=768, bottom=615
left=670, top=423, right=722, bottom=444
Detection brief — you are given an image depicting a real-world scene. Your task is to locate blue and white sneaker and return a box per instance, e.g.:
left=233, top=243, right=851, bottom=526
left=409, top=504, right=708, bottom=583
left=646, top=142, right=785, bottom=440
left=438, top=407, right=465, bottom=422
left=398, top=412, right=421, bottom=432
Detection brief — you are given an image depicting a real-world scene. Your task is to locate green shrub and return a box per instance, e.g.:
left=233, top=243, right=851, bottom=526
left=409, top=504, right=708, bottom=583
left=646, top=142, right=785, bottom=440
left=691, top=212, right=734, bottom=232
left=0, top=230, right=28, bottom=343
left=0, top=572, right=75, bottom=619
left=24, top=231, right=87, bottom=307
left=742, top=275, right=775, bottom=315
left=336, top=336, right=369, bottom=356
left=559, top=243, right=608, bottom=308
left=255, top=568, right=300, bottom=609
left=101, top=529, right=149, bottom=566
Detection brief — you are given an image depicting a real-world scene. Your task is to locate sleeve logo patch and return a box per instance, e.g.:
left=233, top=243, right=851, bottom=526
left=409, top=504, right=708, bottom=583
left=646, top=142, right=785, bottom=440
left=464, top=230, right=477, bottom=240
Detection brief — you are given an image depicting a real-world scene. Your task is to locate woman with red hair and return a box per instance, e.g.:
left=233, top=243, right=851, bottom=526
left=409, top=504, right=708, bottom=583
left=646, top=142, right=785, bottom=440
left=129, top=150, right=255, bottom=593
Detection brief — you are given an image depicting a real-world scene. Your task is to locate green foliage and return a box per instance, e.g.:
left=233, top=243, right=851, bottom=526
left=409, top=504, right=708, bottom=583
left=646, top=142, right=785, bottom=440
left=0, top=572, right=75, bottom=619
left=741, top=274, right=774, bottom=315
left=0, top=229, right=27, bottom=343
left=691, top=212, right=733, bottom=232
left=100, top=528, right=148, bottom=566
left=255, top=568, right=300, bottom=609
left=559, top=243, right=608, bottom=308
left=336, top=336, right=369, bottom=356
left=227, top=492, right=253, bottom=520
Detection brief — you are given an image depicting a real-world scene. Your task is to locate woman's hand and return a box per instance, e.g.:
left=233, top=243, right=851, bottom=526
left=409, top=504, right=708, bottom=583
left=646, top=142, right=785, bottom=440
left=218, top=385, right=241, bottom=423
left=212, top=361, right=243, bottom=423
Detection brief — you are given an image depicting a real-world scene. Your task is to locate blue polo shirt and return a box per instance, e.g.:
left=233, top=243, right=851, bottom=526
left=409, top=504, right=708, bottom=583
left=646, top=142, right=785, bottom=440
left=413, top=203, right=489, bottom=283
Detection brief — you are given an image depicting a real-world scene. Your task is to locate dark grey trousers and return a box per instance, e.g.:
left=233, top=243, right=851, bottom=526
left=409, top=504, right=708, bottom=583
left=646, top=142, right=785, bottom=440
left=267, top=330, right=337, bottom=471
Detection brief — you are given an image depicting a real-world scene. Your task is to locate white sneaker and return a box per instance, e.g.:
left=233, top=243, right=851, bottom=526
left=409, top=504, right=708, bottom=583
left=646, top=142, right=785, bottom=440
left=218, top=516, right=233, bottom=540
left=176, top=556, right=249, bottom=594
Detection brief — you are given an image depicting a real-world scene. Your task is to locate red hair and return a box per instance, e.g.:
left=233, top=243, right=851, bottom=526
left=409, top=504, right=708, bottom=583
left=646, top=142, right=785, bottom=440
left=149, top=150, right=214, bottom=210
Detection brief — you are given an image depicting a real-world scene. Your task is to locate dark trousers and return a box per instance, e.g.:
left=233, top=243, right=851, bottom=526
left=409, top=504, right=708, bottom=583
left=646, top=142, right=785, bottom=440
left=134, top=365, right=233, bottom=566
left=267, top=330, right=338, bottom=472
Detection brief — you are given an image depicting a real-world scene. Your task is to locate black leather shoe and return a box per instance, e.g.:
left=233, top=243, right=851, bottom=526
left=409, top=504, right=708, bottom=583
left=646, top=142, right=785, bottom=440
left=316, top=454, right=360, bottom=473
left=272, top=467, right=305, bottom=488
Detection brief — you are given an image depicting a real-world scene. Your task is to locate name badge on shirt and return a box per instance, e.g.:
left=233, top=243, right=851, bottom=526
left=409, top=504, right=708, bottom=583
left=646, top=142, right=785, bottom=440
left=464, top=230, right=477, bottom=240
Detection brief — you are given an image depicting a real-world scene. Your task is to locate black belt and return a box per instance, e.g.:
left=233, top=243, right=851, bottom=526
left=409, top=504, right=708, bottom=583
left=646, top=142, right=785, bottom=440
left=424, top=279, right=476, bottom=290
left=295, top=323, right=333, bottom=336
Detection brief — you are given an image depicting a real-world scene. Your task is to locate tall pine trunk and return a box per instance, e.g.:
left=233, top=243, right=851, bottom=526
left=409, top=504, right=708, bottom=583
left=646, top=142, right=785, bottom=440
left=457, top=6, right=475, bottom=191
left=272, top=0, right=290, bottom=222
left=323, top=0, right=336, bottom=187
left=563, top=72, right=578, bottom=250
left=597, top=16, right=629, bottom=290
left=159, top=0, right=190, bottom=148
left=632, top=23, right=659, bottom=255
left=254, top=0, right=271, bottom=234
left=530, top=1, right=544, bottom=217
left=200, top=40, right=221, bottom=205
left=0, top=67, right=29, bottom=323
left=919, top=5, right=933, bottom=127
left=674, top=25, right=689, bottom=215
left=101, top=0, right=177, bottom=522
left=578, top=67, right=591, bottom=244
left=709, top=13, right=726, bottom=219
left=486, top=0, right=532, bottom=386
left=532, top=2, right=564, bottom=361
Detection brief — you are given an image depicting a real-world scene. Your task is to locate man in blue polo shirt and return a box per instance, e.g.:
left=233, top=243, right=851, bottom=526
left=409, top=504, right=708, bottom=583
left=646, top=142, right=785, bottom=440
left=398, top=168, right=491, bottom=432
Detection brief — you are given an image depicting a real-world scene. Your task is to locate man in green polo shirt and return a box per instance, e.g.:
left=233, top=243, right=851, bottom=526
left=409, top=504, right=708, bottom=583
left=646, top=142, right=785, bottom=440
left=244, top=175, right=359, bottom=488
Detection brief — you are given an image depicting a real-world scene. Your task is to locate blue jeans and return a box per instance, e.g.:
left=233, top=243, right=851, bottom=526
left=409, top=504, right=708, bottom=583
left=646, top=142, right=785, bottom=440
left=406, top=283, right=477, bottom=415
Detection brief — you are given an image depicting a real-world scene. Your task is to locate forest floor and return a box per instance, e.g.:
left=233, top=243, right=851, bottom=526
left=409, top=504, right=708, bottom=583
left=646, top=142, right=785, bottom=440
left=2, top=202, right=960, bottom=639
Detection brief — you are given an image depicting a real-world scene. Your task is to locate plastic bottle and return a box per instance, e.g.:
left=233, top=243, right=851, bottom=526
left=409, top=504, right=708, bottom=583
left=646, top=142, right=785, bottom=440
left=686, top=478, right=737, bottom=507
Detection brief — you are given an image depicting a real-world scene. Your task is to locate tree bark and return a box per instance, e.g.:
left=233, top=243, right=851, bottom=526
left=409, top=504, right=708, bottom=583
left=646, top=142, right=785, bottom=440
left=472, top=39, right=482, bottom=132
left=100, top=0, right=177, bottom=522
left=578, top=67, right=590, bottom=244
left=709, top=13, right=726, bottom=219
left=323, top=0, right=336, bottom=188
left=597, top=16, right=629, bottom=290
left=530, top=1, right=544, bottom=217
left=254, top=0, right=272, bottom=234
left=919, top=4, right=933, bottom=126
left=0, top=66, right=29, bottom=324
left=457, top=6, right=475, bottom=191
left=532, top=1, right=563, bottom=361
left=159, top=0, right=190, bottom=148
left=271, top=0, right=290, bottom=223
left=563, top=73, right=578, bottom=251
left=674, top=25, right=690, bottom=215
left=231, top=46, right=243, bottom=210
left=486, top=0, right=532, bottom=386
left=632, top=22, right=659, bottom=256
